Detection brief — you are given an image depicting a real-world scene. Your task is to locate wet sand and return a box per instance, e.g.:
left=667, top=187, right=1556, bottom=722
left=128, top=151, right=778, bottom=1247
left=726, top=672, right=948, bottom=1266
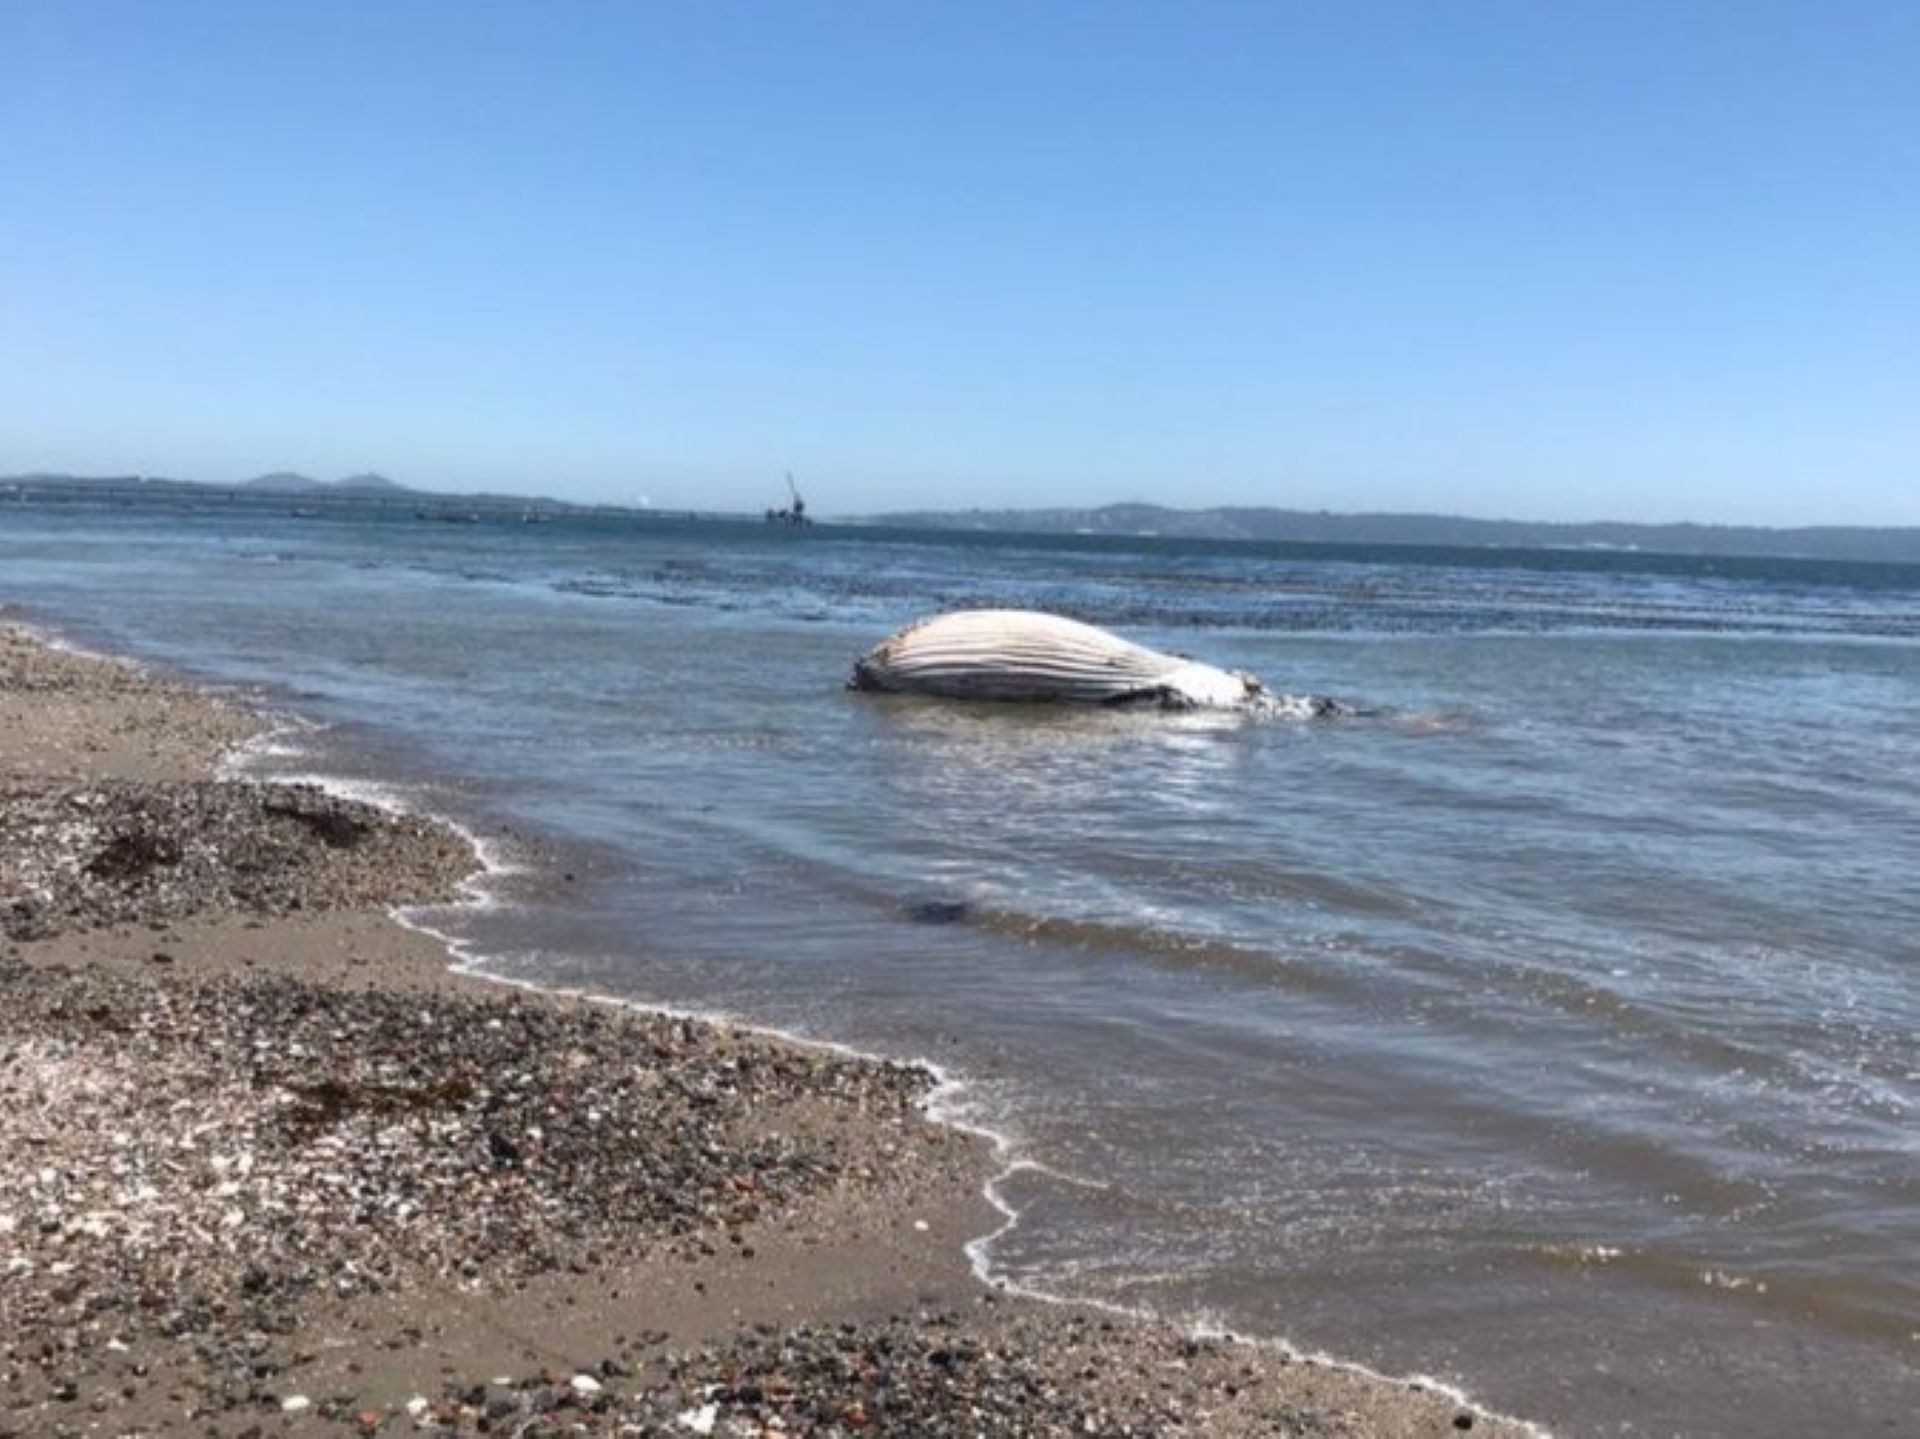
left=0, top=614, right=1530, bottom=1436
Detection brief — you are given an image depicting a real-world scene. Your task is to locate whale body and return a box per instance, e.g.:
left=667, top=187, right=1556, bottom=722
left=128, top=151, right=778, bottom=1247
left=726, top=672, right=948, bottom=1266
left=849, top=609, right=1275, bottom=710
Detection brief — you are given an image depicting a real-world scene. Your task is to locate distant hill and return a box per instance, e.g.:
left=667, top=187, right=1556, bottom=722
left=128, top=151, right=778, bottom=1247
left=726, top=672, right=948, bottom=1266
left=0, top=471, right=596, bottom=521
left=864, top=504, right=1920, bottom=565
left=241, top=471, right=406, bottom=494
left=238, top=471, right=324, bottom=493
left=336, top=473, right=405, bottom=493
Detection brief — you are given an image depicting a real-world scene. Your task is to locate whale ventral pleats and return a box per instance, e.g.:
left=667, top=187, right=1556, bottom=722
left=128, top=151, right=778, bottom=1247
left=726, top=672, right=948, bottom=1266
left=849, top=609, right=1268, bottom=711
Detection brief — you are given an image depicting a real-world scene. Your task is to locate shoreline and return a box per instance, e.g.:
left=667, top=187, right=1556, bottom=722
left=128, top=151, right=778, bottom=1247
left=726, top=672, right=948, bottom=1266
left=1, top=608, right=1537, bottom=1436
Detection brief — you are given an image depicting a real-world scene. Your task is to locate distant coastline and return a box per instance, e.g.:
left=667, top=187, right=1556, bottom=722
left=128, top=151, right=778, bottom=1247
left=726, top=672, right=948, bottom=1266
left=8, top=471, right=1920, bottom=564
left=862, top=501, right=1920, bottom=565
left=1, top=471, right=615, bottom=524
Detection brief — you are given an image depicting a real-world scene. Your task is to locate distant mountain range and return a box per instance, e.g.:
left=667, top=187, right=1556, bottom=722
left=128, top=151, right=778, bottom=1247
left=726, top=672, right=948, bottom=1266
left=863, top=503, right=1920, bottom=564
left=7, top=473, right=1919, bottom=563
left=0, top=471, right=577, bottom=514
left=5, top=470, right=428, bottom=497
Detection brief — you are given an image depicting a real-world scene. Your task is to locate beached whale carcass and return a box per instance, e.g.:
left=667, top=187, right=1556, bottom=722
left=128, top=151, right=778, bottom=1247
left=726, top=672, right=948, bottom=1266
left=849, top=609, right=1274, bottom=710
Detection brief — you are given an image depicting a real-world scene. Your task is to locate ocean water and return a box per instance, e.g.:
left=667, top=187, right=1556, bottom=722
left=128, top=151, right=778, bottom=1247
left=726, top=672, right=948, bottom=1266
left=4, top=503, right=1916, bottom=1436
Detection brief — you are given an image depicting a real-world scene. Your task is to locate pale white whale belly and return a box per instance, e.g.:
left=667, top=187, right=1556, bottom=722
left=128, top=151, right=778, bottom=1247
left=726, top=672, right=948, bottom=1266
left=848, top=609, right=1266, bottom=709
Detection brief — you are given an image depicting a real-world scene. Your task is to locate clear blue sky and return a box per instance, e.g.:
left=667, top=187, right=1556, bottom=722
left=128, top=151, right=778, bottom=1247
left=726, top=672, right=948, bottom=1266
left=4, top=2, right=1916, bottom=523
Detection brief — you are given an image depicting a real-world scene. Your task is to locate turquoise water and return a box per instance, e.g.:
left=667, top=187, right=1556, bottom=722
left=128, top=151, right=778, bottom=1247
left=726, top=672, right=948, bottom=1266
left=5, top=503, right=1917, bottom=1435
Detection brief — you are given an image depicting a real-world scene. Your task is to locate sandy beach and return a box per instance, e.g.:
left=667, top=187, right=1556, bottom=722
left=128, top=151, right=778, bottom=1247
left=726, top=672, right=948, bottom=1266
left=1, top=613, right=1526, bottom=1437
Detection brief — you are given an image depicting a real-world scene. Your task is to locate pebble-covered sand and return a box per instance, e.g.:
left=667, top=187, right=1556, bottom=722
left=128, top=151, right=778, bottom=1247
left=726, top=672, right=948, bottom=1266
left=316, top=1307, right=1485, bottom=1437
left=0, top=615, right=1529, bottom=1438
left=0, top=623, right=255, bottom=783
left=1, top=779, right=476, bottom=939
left=0, top=954, right=957, bottom=1425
